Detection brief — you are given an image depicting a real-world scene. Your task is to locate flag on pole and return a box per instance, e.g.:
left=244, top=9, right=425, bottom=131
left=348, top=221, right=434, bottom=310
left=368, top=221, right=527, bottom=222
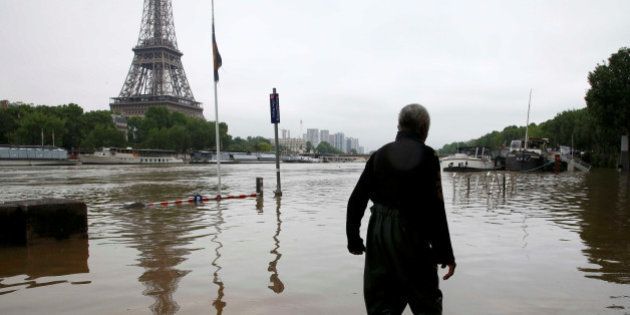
left=212, top=24, right=222, bottom=82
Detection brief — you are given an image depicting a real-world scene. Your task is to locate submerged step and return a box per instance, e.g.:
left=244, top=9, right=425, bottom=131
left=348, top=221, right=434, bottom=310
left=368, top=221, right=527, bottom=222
left=0, top=199, right=87, bottom=245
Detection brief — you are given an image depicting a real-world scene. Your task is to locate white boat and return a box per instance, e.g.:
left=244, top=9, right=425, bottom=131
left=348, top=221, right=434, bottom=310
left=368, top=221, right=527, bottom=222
left=190, top=151, right=277, bottom=164
left=190, top=151, right=238, bottom=164
left=80, top=147, right=184, bottom=164
left=440, top=147, right=496, bottom=172
left=282, top=155, right=322, bottom=163
left=0, top=145, right=77, bottom=166
left=232, top=152, right=280, bottom=164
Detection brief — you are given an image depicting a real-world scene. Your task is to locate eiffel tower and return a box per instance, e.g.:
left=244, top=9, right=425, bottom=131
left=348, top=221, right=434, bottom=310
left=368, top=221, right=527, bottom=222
left=110, top=0, right=203, bottom=118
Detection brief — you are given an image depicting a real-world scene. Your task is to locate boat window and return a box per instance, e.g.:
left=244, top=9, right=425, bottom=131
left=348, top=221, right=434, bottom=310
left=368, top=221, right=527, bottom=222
left=510, top=140, right=522, bottom=150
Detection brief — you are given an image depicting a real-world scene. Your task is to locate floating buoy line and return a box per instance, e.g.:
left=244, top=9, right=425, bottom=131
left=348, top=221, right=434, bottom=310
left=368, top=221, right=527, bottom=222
left=145, top=193, right=259, bottom=208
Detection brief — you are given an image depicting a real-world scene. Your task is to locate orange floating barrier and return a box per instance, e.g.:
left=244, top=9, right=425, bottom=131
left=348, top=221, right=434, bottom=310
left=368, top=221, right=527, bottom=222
left=145, top=193, right=259, bottom=208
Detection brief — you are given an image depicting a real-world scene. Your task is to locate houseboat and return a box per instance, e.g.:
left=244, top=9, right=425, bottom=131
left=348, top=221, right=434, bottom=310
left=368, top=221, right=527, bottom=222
left=80, top=147, right=184, bottom=164
left=0, top=145, right=76, bottom=166
left=505, top=138, right=550, bottom=172
left=440, top=147, right=496, bottom=172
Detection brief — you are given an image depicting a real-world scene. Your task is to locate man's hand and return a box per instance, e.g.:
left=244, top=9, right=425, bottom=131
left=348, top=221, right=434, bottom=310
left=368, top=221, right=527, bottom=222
left=441, top=263, right=456, bottom=280
left=348, top=242, right=366, bottom=255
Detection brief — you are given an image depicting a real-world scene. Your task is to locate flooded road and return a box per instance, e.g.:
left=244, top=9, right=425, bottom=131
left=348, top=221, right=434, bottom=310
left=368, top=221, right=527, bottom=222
left=0, top=164, right=629, bottom=314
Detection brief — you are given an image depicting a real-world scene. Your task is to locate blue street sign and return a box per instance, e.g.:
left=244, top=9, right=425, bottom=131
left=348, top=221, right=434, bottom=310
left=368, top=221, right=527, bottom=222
left=270, top=91, right=280, bottom=124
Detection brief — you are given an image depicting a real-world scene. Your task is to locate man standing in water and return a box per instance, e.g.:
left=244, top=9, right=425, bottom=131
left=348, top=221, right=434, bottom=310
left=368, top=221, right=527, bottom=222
left=347, top=104, right=456, bottom=314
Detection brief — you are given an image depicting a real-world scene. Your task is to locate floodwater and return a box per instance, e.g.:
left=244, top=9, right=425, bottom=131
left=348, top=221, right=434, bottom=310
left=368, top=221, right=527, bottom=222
left=0, top=163, right=629, bottom=315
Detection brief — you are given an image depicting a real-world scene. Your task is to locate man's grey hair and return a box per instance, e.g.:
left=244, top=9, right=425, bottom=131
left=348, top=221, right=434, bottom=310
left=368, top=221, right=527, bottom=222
left=398, top=103, right=430, bottom=142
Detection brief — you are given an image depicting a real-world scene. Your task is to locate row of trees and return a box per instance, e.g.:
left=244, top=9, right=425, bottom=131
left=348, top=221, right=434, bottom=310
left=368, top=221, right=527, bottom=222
left=125, top=107, right=231, bottom=152
left=0, top=103, right=126, bottom=150
left=438, top=109, right=595, bottom=155
left=439, top=47, right=630, bottom=167
left=0, top=103, right=270, bottom=153
left=228, top=136, right=273, bottom=152
left=314, top=141, right=343, bottom=154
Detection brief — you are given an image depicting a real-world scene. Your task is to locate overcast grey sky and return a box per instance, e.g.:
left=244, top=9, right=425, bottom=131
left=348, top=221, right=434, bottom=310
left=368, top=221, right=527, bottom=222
left=1, top=0, right=629, bottom=151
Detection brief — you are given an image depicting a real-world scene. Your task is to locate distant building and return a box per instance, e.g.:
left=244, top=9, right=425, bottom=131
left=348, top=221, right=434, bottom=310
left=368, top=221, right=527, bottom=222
left=345, top=137, right=360, bottom=154
left=281, top=129, right=291, bottom=140
left=319, top=130, right=330, bottom=145
left=306, top=128, right=319, bottom=146
left=277, top=137, right=306, bottom=154
left=305, top=128, right=363, bottom=153
left=333, top=132, right=346, bottom=152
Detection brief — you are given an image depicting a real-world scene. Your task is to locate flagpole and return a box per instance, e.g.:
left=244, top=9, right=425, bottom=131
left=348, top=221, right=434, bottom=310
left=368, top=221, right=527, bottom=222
left=524, top=89, right=532, bottom=150
left=214, top=72, right=222, bottom=197
left=212, top=0, right=221, bottom=197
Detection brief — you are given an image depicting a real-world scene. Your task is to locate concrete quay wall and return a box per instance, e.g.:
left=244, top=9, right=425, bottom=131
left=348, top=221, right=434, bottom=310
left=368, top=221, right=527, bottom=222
left=0, top=199, right=87, bottom=245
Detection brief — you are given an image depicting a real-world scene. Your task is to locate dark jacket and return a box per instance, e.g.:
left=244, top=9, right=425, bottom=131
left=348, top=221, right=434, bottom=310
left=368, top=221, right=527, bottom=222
left=346, top=131, right=455, bottom=265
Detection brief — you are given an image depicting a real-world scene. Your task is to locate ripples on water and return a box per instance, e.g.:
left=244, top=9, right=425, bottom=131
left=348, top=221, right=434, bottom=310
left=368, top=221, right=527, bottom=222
left=446, top=170, right=630, bottom=314
left=0, top=164, right=629, bottom=314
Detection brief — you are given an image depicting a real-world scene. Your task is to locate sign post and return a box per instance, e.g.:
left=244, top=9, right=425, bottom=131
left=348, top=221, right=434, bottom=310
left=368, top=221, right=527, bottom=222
left=270, top=88, right=282, bottom=196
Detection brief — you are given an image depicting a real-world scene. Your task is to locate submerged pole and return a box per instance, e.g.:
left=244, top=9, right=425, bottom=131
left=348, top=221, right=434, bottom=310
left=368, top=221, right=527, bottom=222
left=270, top=88, right=282, bottom=196
left=256, top=177, right=264, bottom=195
left=502, top=173, right=506, bottom=197
left=274, top=124, right=282, bottom=196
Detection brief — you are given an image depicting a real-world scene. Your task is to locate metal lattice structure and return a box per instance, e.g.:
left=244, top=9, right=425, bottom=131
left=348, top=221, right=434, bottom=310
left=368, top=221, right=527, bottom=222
left=110, top=0, right=203, bottom=118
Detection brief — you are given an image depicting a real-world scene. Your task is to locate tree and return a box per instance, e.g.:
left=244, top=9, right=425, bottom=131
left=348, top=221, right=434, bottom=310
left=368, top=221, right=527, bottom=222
left=256, top=141, right=273, bottom=152
left=227, top=137, right=249, bottom=152
left=249, top=136, right=272, bottom=152
left=144, top=107, right=173, bottom=129
left=217, top=122, right=230, bottom=149
left=539, top=109, right=593, bottom=149
left=165, top=125, right=191, bottom=152
left=0, top=106, right=20, bottom=143
left=1, top=102, right=245, bottom=155
left=225, top=136, right=272, bottom=152
left=586, top=47, right=630, bottom=136
left=57, top=103, right=84, bottom=150
left=79, top=110, right=124, bottom=150
left=305, top=141, right=313, bottom=153
left=186, top=118, right=213, bottom=150
left=316, top=141, right=342, bottom=154
left=585, top=47, right=630, bottom=166
left=81, top=124, right=126, bottom=150
left=82, top=110, right=116, bottom=130
left=16, top=111, right=66, bottom=146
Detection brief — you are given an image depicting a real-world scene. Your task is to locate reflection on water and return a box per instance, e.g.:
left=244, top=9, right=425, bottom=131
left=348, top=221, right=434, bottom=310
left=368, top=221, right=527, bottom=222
left=578, top=171, right=630, bottom=284
left=255, top=195, right=264, bottom=214
left=449, top=170, right=630, bottom=286
left=268, top=197, right=284, bottom=294
left=211, top=202, right=226, bottom=314
left=118, top=205, right=197, bottom=314
left=0, top=237, right=89, bottom=295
